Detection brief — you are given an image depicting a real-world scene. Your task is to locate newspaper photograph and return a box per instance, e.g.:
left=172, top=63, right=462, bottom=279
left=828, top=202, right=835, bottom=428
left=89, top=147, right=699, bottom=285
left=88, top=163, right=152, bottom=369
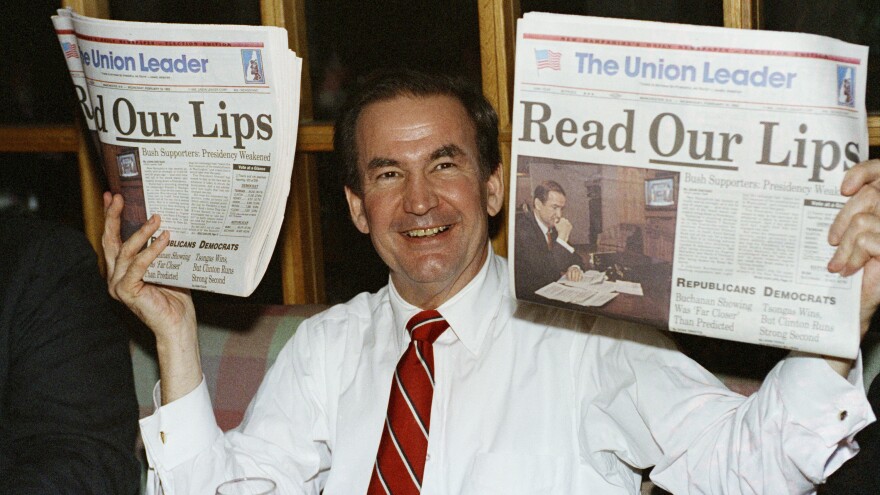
left=508, top=13, right=869, bottom=358
left=52, top=9, right=302, bottom=296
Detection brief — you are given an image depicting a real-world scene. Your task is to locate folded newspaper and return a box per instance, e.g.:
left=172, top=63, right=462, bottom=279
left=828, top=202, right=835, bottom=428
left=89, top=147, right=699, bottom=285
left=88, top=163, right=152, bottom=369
left=52, top=9, right=302, bottom=297
left=509, top=13, right=868, bottom=359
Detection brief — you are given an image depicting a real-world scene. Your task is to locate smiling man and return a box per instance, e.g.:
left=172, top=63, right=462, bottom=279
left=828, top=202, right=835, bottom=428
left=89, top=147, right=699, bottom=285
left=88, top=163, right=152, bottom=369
left=106, top=70, right=880, bottom=494
left=343, top=92, right=503, bottom=309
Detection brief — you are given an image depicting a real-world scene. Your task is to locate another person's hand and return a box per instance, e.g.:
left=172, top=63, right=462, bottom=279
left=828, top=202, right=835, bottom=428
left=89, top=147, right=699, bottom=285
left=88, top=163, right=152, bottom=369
left=566, top=265, right=584, bottom=282
left=556, top=217, right=574, bottom=244
left=102, top=192, right=196, bottom=340
left=828, top=159, right=880, bottom=341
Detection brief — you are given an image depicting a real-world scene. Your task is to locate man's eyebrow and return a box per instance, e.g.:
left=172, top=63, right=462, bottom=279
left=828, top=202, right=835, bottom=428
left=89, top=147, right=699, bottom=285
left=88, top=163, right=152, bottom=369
left=431, top=144, right=465, bottom=161
left=366, top=157, right=399, bottom=170
left=365, top=145, right=464, bottom=170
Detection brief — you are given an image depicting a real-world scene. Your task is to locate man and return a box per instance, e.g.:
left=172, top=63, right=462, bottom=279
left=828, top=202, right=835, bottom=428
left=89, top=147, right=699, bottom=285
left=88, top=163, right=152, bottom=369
left=514, top=180, right=585, bottom=296
left=106, top=70, right=880, bottom=494
left=0, top=213, right=140, bottom=493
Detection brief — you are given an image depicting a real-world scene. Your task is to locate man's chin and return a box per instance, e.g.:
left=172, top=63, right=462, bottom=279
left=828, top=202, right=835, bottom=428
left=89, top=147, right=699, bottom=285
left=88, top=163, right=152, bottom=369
left=395, top=258, right=456, bottom=285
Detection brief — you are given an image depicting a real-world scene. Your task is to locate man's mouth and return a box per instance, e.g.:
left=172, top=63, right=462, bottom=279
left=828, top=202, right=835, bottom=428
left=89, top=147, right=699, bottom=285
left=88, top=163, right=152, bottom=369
left=404, top=225, right=450, bottom=238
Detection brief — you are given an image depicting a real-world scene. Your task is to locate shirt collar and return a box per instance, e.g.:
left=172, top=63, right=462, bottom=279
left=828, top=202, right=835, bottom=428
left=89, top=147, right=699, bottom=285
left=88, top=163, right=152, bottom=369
left=388, top=243, right=503, bottom=356
left=533, top=211, right=551, bottom=235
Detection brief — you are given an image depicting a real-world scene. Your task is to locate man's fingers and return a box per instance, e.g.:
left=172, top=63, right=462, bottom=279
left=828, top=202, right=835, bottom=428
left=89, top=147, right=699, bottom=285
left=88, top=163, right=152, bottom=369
left=828, top=212, right=880, bottom=276
left=846, top=231, right=880, bottom=276
left=829, top=160, right=880, bottom=245
left=556, top=218, right=573, bottom=241
left=840, top=159, right=880, bottom=196
left=105, top=208, right=163, bottom=301
left=102, top=193, right=125, bottom=277
left=829, top=181, right=880, bottom=246
left=115, top=230, right=170, bottom=303
left=102, top=193, right=124, bottom=246
left=118, top=214, right=162, bottom=261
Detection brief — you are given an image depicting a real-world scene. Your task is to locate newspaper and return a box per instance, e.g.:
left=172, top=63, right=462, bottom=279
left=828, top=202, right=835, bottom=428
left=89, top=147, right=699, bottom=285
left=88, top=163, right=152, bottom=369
left=509, top=13, right=868, bottom=359
left=52, top=9, right=302, bottom=297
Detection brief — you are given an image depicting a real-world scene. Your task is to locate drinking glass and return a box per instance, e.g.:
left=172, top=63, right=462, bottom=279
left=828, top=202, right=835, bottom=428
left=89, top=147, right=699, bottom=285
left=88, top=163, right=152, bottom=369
left=215, top=477, right=276, bottom=495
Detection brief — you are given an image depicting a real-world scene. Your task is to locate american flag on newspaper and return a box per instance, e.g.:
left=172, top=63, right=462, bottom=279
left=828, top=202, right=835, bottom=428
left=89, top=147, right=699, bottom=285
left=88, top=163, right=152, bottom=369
left=535, top=49, right=561, bottom=70
left=62, top=42, right=79, bottom=59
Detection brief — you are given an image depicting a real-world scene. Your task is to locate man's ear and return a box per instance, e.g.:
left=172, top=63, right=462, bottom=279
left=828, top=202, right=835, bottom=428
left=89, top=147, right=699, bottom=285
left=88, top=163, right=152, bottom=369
left=344, top=186, right=370, bottom=234
left=485, top=163, right=505, bottom=217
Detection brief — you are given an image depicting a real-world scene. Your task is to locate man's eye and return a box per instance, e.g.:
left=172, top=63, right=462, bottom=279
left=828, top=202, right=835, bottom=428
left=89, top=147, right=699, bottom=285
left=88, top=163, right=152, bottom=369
left=435, top=162, right=456, bottom=170
left=376, top=171, right=400, bottom=180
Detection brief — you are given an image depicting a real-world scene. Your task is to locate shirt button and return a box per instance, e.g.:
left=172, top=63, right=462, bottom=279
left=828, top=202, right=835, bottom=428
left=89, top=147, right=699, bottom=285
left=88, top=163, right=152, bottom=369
left=426, top=454, right=432, bottom=461
left=839, top=410, right=848, bottom=421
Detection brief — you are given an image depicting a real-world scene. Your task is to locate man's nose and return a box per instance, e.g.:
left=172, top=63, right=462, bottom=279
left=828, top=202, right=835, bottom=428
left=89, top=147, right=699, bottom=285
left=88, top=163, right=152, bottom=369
left=403, top=174, right=439, bottom=215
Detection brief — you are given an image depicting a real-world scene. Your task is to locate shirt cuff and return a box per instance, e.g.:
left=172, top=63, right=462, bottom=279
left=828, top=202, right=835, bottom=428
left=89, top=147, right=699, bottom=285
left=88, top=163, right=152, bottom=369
left=556, top=238, right=576, bottom=253
left=139, top=377, right=223, bottom=472
left=777, top=352, right=875, bottom=447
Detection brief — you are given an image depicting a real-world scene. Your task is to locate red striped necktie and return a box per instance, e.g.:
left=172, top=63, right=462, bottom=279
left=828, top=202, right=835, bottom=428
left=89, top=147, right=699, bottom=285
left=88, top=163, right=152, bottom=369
left=367, top=310, right=449, bottom=494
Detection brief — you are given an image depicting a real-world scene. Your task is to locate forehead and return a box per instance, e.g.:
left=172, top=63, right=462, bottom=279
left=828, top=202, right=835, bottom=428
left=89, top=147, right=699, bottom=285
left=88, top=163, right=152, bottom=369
left=545, top=191, right=566, bottom=204
left=354, top=94, right=476, bottom=164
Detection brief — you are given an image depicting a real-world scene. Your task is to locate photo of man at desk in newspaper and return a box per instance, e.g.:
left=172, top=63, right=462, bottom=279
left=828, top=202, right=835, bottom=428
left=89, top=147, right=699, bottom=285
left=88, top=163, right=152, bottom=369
left=514, top=156, right=679, bottom=328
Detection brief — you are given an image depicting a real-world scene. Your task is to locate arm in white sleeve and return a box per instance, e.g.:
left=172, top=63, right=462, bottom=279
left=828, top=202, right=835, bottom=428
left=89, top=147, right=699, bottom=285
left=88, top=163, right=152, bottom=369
left=139, top=320, right=332, bottom=494
left=649, top=351, right=873, bottom=494
left=556, top=237, right=576, bottom=253
left=579, top=319, right=874, bottom=495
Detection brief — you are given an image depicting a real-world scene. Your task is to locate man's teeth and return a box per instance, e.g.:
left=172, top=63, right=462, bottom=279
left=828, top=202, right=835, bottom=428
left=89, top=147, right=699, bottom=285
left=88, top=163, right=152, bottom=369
left=406, top=226, right=449, bottom=238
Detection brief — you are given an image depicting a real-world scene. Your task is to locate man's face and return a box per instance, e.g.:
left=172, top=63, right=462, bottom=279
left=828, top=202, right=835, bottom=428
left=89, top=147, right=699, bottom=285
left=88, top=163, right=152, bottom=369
left=534, top=190, right=566, bottom=228
left=344, top=95, right=504, bottom=308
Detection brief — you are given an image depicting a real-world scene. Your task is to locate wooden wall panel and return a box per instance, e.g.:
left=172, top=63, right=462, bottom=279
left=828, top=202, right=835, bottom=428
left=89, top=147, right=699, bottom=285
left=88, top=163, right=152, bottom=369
left=63, top=0, right=109, bottom=257
left=723, top=0, right=759, bottom=29
left=478, top=0, right=519, bottom=257
left=265, top=0, right=325, bottom=303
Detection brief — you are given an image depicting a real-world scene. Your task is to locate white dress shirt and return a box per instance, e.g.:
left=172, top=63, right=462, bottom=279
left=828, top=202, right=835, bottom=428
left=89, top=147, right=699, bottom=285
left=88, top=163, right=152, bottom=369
left=141, top=248, right=873, bottom=494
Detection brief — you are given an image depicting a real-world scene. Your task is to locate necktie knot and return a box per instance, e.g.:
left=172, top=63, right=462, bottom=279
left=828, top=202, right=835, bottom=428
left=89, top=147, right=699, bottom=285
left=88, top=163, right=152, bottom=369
left=406, top=310, right=448, bottom=343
